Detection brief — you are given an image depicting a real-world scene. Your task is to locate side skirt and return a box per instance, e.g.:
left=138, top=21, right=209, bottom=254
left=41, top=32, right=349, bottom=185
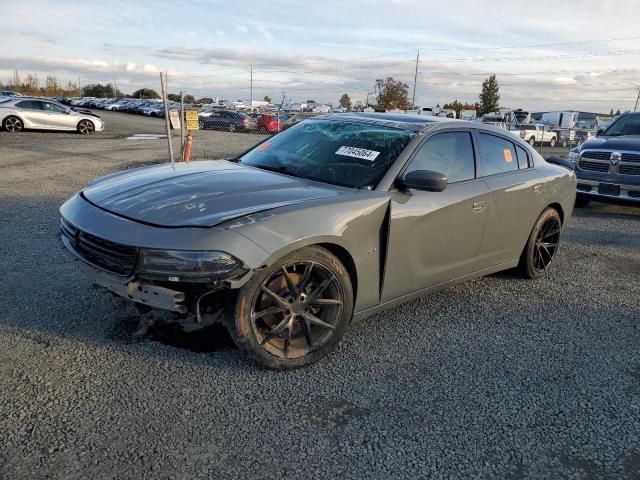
left=352, top=259, right=519, bottom=322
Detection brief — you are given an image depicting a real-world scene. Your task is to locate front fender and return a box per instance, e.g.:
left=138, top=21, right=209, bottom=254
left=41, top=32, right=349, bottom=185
left=224, top=192, right=391, bottom=312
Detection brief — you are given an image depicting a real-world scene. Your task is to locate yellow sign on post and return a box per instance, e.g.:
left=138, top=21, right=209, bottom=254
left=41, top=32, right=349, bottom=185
left=185, top=110, right=200, bottom=130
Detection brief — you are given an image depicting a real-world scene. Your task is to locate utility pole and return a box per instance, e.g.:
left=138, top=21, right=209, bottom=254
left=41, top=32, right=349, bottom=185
left=634, top=87, right=640, bottom=112
left=250, top=64, right=253, bottom=108
left=411, top=49, right=420, bottom=110
left=78, top=75, right=81, bottom=96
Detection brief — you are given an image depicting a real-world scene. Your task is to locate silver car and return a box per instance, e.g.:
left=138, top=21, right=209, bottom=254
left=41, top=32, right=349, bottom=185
left=0, top=97, right=104, bottom=134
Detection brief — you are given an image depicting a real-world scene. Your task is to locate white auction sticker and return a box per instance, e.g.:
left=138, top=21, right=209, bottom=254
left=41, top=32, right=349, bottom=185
left=335, top=146, right=380, bottom=161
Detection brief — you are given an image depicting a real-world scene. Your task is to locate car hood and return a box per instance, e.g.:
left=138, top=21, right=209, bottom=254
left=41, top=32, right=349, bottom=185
left=82, top=160, right=350, bottom=227
left=581, top=136, right=640, bottom=151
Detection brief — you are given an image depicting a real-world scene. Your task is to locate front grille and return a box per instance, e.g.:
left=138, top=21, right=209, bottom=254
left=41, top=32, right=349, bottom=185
left=579, top=160, right=610, bottom=173
left=629, top=191, right=640, bottom=198
left=620, top=164, right=640, bottom=176
left=581, top=151, right=610, bottom=161
left=622, top=153, right=640, bottom=163
left=61, top=218, right=137, bottom=275
left=577, top=184, right=592, bottom=192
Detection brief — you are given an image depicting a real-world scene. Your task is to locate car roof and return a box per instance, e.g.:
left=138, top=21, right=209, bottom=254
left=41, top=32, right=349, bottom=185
left=320, top=112, right=457, bottom=132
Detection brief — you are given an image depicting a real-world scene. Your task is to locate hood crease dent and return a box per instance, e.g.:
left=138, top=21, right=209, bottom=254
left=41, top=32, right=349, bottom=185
left=82, top=160, right=351, bottom=228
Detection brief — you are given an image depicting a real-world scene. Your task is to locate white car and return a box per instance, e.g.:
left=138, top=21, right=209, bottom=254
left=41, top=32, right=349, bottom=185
left=514, top=124, right=557, bottom=147
left=0, top=97, right=104, bottom=134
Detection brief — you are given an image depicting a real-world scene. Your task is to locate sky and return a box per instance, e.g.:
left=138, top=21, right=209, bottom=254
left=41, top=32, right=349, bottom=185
left=1, top=0, right=640, bottom=112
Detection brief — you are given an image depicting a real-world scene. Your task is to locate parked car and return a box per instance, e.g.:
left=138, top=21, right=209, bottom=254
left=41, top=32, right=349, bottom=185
left=515, top=124, right=558, bottom=147
left=0, top=97, right=104, bottom=134
left=256, top=113, right=290, bottom=133
left=1, top=90, right=21, bottom=97
left=571, top=112, right=640, bottom=207
left=199, top=110, right=257, bottom=132
left=59, top=113, right=575, bottom=368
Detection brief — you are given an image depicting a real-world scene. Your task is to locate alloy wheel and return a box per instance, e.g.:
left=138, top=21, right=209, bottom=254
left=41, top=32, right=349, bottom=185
left=533, top=216, right=561, bottom=272
left=4, top=117, right=23, bottom=132
left=250, top=261, right=344, bottom=359
left=78, top=120, right=95, bottom=134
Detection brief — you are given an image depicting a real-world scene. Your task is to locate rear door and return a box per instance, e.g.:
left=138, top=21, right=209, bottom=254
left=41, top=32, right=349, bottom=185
left=15, top=100, right=48, bottom=128
left=474, top=131, right=546, bottom=270
left=382, top=130, right=490, bottom=302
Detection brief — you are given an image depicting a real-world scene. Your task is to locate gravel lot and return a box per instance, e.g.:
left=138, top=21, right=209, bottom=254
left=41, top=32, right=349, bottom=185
left=1, top=111, right=639, bottom=479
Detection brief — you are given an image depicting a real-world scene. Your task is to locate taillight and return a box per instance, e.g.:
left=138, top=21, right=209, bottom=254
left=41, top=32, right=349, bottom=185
left=242, top=118, right=248, bottom=124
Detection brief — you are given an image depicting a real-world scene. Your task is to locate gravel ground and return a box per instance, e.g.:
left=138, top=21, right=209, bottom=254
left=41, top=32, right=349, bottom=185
left=0, top=111, right=639, bottom=479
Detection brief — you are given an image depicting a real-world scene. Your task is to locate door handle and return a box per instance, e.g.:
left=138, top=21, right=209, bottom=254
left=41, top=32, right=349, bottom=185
left=533, top=184, right=545, bottom=194
left=472, top=201, right=486, bottom=213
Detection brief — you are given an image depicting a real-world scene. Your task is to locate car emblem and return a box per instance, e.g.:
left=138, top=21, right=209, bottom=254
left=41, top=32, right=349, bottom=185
left=610, top=152, right=622, bottom=165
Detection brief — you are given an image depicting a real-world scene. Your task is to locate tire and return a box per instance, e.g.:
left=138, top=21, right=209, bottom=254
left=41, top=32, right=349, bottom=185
left=519, top=208, right=562, bottom=279
left=77, top=119, right=95, bottom=135
left=228, top=124, right=236, bottom=132
left=550, top=136, right=557, bottom=147
left=228, top=246, right=354, bottom=369
left=3, top=115, right=23, bottom=133
left=529, top=136, right=536, bottom=146
left=574, top=196, right=591, bottom=208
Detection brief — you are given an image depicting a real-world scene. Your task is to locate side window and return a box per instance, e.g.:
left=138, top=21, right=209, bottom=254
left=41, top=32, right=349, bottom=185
left=16, top=100, right=43, bottom=110
left=405, top=132, right=476, bottom=183
left=515, top=145, right=530, bottom=169
left=42, top=102, right=66, bottom=113
left=477, top=133, right=518, bottom=176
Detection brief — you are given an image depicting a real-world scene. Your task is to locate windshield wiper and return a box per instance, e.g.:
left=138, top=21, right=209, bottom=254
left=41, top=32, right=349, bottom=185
left=251, top=164, right=305, bottom=179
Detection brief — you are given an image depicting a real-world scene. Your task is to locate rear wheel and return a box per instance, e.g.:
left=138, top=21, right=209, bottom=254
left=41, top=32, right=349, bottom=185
left=528, top=136, right=536, bottom=146
left=519, top=208, right=562, bottom=279
left=228, top=124, right=236, bottom=132
left=550, top=136, right=557, bottom=147
left=3, top=116, right=23, bottom=132
left=77, top=119, right=95, bottom=134
left=229, top=246, right=353, bottom=369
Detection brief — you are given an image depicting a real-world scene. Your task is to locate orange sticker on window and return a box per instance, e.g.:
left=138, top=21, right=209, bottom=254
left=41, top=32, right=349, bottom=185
left=258, top=142, right=272, bottom=151
left=504, top=148, right=513, bottom=163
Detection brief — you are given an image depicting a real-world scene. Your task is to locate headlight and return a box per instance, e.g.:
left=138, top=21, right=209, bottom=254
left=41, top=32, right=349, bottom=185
left=568, top=147, right=580, bottom=163
left=137, top=249, right=243, bottom=283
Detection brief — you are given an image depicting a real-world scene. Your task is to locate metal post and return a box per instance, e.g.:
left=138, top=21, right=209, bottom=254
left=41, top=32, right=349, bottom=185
left=160, top=72, right=174, bottom=167
left=411, top=49, right=419, bottom=109
left=634, top=88, right=640, bottom=112
left=250, top=64, right=253, bottom=108
left=180, top=91, right=185, bottom=161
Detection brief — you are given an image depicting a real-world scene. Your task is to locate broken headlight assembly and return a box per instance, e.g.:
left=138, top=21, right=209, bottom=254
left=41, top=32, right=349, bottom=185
left=137, top=249, right=245, bottom=283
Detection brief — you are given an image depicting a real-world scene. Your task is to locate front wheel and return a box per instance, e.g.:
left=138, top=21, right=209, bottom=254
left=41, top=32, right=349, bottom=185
left=529, top=136, right=536, bottom=146
left=77, top=119, right=95, bottom=134
left=575, top=196, right=591, bottom=208
left=519, top=208, right=562, bottom=279
left=3, top=116, right=23, bottom=132
left=228, top=246, right=354, bottom=369
left=228, top=124, right=236, bottom=132
left=550, top=136, right=557, bottom=147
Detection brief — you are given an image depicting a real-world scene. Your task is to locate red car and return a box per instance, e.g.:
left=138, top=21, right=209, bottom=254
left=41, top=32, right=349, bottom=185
left=257, top=113, right=289, bottom=133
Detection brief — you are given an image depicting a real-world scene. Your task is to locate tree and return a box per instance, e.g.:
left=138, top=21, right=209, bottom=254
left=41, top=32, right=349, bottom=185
left=131, top=88, right=160, bottom=99
left=167, top=93, right=181, bottom=102
left=10, top=69, right=20, bottom=90
left=615, top=109, right=621, bottom=116
left=196, top=97, right=213, bottom=104
left=184, top=94, right=195, bottom=103
left=263, top=95, right=272, bottom=103
left=339, top=93, right=352, bottom=111
left=478, top=74, right=500, bottom=115
left=45, top=75, right=61, bottom=96
left=375, top=77, right=410, bottom=110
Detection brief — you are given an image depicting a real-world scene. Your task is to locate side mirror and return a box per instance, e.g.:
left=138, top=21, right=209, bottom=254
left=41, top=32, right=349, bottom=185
left=397, top=170, right=448, bottom=192
left=596, top=128, right=604, bottom=136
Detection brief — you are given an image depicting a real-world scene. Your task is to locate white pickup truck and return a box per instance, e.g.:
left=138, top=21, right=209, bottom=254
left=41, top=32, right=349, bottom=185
left=513, top=124, right=557, bottom=147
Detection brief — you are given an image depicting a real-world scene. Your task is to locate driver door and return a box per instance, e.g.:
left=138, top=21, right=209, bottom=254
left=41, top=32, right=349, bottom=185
left=381, top=130, right=490, bottom=302
left=41, top=101, right=75, bottom=129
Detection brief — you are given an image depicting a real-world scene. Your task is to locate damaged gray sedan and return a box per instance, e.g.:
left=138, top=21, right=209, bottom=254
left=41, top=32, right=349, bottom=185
left=60, top=113, right=576, bottom=368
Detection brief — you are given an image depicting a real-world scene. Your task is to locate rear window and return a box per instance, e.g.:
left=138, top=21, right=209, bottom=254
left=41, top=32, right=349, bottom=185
left=516, top=145, right=531, bottom=169
left=16, top=100, right=43, bottom=110
left=478, top=133, right=518, bottom=176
